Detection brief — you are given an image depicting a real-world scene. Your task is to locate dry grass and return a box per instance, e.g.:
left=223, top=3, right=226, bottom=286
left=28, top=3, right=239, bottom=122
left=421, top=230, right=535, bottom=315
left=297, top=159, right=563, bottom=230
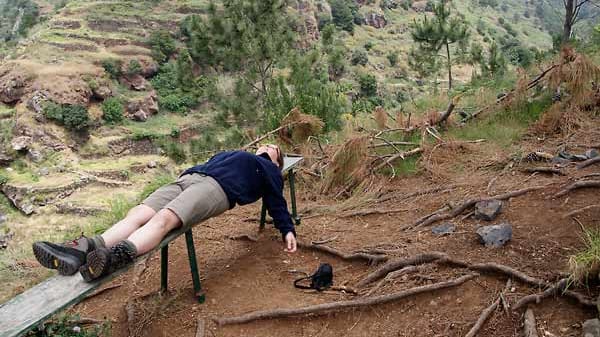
left=321, top=136, right=369, bottom=194
left=547, top=47, right=600, bottom=107
left=280, top=107, right=324, bottom=144
left=373, top=106, right=388, bottom=129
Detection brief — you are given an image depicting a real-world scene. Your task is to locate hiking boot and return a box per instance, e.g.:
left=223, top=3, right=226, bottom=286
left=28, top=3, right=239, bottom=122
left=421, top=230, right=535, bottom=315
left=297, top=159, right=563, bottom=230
left=79, top=241, right=136, bottom=282
left=32, top=236, right=97, bottom=276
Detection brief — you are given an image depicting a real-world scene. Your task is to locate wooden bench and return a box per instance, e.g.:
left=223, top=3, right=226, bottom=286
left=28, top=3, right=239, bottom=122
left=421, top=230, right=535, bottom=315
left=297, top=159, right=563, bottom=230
left=0, top=155, right=303, bottom=337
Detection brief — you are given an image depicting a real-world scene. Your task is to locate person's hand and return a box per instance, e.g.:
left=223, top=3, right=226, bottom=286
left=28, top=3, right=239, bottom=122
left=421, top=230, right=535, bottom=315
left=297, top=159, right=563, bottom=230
left=284, top=232, right=297, bottom=253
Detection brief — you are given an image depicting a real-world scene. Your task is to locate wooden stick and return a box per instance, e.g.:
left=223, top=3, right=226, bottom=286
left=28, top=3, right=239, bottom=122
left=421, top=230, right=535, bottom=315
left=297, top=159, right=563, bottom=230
left=368, top=141, right=418, bottom=149
left=339, top=207, right=410, bottom=218
left=298, top=241, right=389, bottom=264
left=523, top=307, right=539, bottom=337
left=85, top=282, right=123, bottom=300
left=564, top=204, right=600, bottom=218
left=553, top=180, right=600, bottom=198
left=214, top=274, right=476, bottom=325
left=356, top=252, right=448, bottom=288
left=372, top=147, right=423, bottom=172
left=464, top=279, right=511, bottom=337
left=577, top=157, right=600, bottom=169
left=365, top=266, right=418, bottom=296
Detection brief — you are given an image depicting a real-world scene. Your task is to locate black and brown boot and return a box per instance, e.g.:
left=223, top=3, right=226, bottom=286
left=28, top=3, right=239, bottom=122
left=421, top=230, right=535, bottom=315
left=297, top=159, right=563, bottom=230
left=32, top=235, right=101, bottom=276
left=79, top=240, right=137, bottom=282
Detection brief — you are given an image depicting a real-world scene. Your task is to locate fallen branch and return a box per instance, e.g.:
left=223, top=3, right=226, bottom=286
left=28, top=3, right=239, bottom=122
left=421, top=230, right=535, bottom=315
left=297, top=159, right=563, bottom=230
left=241, top=122, right=299, bottom=150
left=85, top=282, right=123, bottom=300
left=214, top=274, right=476, bottom=325
left=372, top=147, right=423, bottom=172
left=298, top=241, right=388, bottom=264
left=523, top=308, right=539, bottom=337
left=195, top=318, right=205, bottom=337
left=464, top=279, right=511, bottom=337
left=356, top=252, right=448, bottom=288
left=512, top=278, right=595, bottom=309
left=523, top=167, right=565, bottom=176
left=577, top=157, right=600, bottom=169
left=564, top=204, right=600, bottom=218
left=368, top=141, right=418, bottom=149
left=552, top=180, right=600, bottom=198
left=311, top=236, right=339, bottom=245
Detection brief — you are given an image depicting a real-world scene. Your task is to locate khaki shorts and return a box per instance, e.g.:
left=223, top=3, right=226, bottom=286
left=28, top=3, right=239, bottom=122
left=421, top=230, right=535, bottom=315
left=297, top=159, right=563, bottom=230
left=142, top=173, right=230, bottom=228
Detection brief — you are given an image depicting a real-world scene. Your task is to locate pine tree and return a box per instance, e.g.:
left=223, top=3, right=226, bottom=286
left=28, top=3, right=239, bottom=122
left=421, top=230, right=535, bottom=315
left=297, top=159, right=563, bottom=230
left=410, top=1, right=468, bottom=90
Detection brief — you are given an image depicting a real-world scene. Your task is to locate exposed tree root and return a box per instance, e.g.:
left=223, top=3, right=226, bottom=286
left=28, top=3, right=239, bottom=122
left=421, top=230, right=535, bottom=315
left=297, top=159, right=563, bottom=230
left=523, top=167, right=565, bottom=175
left=577, top=157, right=600, bottom=169
left=195, top=318, right=205, bottom=337
left=365, top=266, right=418, bottom=296
left=512, top=278, right=596, bottom=309
left=404, top=186, right=546, bottom=230
left=297, top=241, right=389, bottom=264
left=214, top=274, right=476, bottom=325
left=339, top=207, right=410, bottom=218
left=523, top=308, right=539, bottom=337
left=356, top=252, right=448, bottom=287
left=564, top=204, right=600, bottom=218
left=553, top=180, right=600, bottom=198
left=464, top=279, right=511, bottom=337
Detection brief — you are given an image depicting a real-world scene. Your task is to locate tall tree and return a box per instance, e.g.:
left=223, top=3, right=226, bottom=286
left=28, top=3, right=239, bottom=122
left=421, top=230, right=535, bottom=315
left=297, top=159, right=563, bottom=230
left=410, top=1, right=468, bottom=90
left=562, top=0, right=599, bottom=43
left=185, top=0, right=294, bottom=98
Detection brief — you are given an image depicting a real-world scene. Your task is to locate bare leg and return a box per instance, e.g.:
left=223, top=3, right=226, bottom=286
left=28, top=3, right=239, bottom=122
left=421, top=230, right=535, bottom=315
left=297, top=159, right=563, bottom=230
left=101, top=204, right=156, bottom=248
left=127, top=208, right=182, bottom=255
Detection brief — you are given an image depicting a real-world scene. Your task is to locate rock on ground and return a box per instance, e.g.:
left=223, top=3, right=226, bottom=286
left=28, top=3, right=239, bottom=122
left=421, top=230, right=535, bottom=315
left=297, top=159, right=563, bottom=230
left=476, top=223, right=512, bottom=248
left=474, top=199, right=503, bottom=221
left=432, top=222, right=455, bottom=235
left=583, top=319, right=600, bottom=337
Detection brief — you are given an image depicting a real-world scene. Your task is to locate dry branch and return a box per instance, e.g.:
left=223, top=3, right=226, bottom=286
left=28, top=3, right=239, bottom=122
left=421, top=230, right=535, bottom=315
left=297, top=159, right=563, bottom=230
left=297, top=241, right=388, bottom=264
left=241, top=123, right=298, bottom=150
left=365, top=266, right=418, bottom=296
left=214, top=274, right=476, bottom=325
left=523, top=308, right=539, bottom=337
left=464, top=279, right=511, bottom=337
left=356, top=252, right=448, bottom=288
left=339, top=207, right=410, bottom=218
left=512, top=278, right=596, bottom=309
left=195, top=318, right=205, bottom=337
left=85, top=282, right=122, bottom=300
left=553, top=180, right=600, bottom=198
left=577, top=157, right=600, bottom=169
left=372, top=147, right=423, bottom=172
left=369, top=141, right=418, bottom=149
left=564, top=204, right=600, bottom=218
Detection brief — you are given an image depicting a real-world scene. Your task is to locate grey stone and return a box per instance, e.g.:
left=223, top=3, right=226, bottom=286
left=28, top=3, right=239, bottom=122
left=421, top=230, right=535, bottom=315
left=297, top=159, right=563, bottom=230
left=0, top=231, right=13, bottom=249
left=133, top=109, right=148, bottom=122
left=552, top=156, right=571, bottom=165
left=147, top=161, right=157, bottom=168
left=474, top=199, right=503, bottom=221
left=432, top=222, right=455, bottom=235
left=38, top=167, right=50, bottom=176
left=11, top=136, right=32, bottom=151
left=583, top=319, right=600, bottom=337
left=573, top=154, right=589, bottom=161
left=0, top=213, right=6, bottom=224
left=27, top=149, right=43, bottom=163
left=0, top=151, right=13, bottom=166
left=586, top=149, right=599, bottom=159
left=476, top=223, right=512, bottom=248
left=92, top=86, right=112, bottom=100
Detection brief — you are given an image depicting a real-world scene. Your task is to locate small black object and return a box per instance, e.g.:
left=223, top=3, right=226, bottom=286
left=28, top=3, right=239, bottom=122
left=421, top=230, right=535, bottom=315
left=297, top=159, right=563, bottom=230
left=294, top=263, right=333, bottom=291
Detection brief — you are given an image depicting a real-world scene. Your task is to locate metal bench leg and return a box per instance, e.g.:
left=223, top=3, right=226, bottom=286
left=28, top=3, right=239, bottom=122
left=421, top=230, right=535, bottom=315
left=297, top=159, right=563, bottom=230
left=185, top=229, right=205, bottom=303
left=288, top=169, right=301, bottom=226
left=160, top=245, right=168, bottom=294
left=259, top=201, right=267, bottom=231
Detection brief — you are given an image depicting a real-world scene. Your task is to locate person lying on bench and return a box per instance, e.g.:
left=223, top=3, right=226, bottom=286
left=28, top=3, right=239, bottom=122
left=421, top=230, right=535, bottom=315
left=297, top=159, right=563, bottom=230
left=32, top=144, right=297, bottom=282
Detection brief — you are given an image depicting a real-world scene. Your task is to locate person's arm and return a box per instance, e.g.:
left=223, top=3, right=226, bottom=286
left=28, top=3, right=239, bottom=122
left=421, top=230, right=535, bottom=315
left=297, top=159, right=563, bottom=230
left=263, top=173, right=297, bottom=252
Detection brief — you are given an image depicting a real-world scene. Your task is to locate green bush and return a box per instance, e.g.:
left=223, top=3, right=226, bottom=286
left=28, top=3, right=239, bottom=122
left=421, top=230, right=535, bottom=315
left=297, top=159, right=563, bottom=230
left=351, top=48, right=368, bottom=66
left=159, top=140, right=187, bottom=164
left=148, top=30, right=177, bottom=64
left=387, top=52, right=398, bottom=67
left=364, top=41, right=374, bottom=51
left=101, top=58, right=123, bottom=79
left=358, top=73, right=378, bottom=97
left=44, top=103, right=89, bottom=131
left=126, top=60, right=142, bottom=76
left=101, top=98, right=124, bottom=124
left=27, top=313, right=110, bottom=337
left=0, top=174, right=8, bottom=185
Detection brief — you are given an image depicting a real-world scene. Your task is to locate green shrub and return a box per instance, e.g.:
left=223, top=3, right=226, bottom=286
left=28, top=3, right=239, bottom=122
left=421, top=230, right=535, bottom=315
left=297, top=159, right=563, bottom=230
left=126, top=60, right=142, bottom=76
left=387, top=52, right=398, bottom=67
left=351, top=48, right=368, bottom=66
left=159, top=140, right=187, bottom=164
left=101, top=58, right=123, bottom=79
left=27, top=313, right=110, bottom=337
left=101, top=98, right=124, bottom=124
left=44, top=103, right=89, bottom=131
left=364, top=41, right=374, bottom=51
left=148, top=30, right=177, bottom=64
left=0, top=174, right=8, bottom=185
left=358, top=73, right=378, bottom=97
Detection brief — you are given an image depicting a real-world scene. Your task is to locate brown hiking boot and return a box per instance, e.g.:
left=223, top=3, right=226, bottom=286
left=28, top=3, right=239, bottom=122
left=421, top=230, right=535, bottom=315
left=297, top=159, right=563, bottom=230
left=32, top=236, right=96, bottom=276
left=79, top=241, right=136, bottom=282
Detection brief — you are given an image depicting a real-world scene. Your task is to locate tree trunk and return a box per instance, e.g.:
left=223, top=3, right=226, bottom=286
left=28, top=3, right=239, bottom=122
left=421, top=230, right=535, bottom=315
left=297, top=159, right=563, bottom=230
left=563, top=0, right=575, bottom=43
left=445, top=42, right=453, bottom=91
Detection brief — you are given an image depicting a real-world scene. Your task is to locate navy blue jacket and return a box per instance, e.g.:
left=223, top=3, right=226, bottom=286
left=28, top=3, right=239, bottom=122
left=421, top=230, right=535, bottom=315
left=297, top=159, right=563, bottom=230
left=181, top=151, right=295, bottom=239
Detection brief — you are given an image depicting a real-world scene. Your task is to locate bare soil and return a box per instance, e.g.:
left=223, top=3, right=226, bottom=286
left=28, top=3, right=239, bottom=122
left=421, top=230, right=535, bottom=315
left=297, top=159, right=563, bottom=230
left=71, top=131, right=600, bottom=337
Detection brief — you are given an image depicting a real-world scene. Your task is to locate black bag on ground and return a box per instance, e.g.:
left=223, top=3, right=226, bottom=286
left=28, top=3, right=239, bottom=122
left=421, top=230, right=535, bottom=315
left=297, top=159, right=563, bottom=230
left=294, top=263, right=333, bottom=291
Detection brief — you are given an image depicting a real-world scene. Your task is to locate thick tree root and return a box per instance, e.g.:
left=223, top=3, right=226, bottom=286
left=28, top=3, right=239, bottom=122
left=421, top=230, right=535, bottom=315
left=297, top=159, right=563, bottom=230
left=577, top=157, right=600, bottom=169
left=512, top=278, right=596, bottom=309
left=297, top=241, right=389, bottom=264
left=464, top=279, right=511, bottom=337
left=523, top=308, right=539, bottom=337
left=553, top=180, right=600, bottom=198
left=214, top=274, right=476, bottom=325
left=356, top=252, right=448, bottom=287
